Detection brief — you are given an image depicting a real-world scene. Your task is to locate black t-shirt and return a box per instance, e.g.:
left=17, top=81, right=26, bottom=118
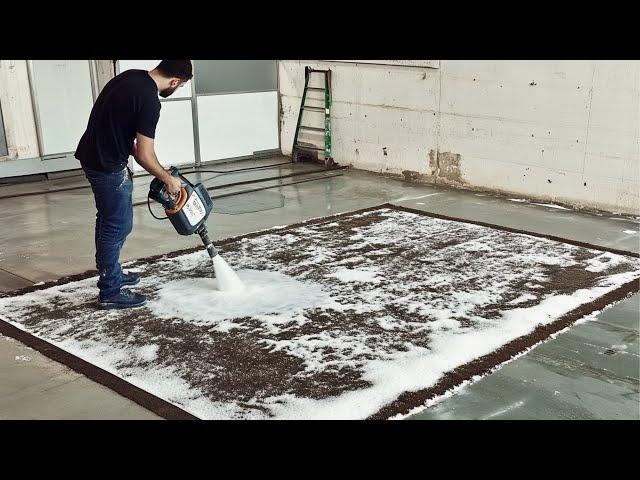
left=75, top=69, right=161, bottom=173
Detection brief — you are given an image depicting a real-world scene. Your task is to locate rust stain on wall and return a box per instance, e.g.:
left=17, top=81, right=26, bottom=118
left=400, top=150, right=464, bottom=186
left=437, top=151, right=462, bottom=183
left=426, top=149, right=463, bottom=184
left=428, top=149, right=438, bottom=173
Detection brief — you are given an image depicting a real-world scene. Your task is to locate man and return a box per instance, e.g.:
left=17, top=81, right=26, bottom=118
left=75, top=60, right=192, bottom=309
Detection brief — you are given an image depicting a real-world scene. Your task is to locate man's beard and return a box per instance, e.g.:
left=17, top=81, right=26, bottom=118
left=159, top=85, right=179, bottom=98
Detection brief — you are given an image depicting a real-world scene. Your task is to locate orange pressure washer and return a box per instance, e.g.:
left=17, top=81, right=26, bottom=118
left=148, top=166, right=218, bottom=260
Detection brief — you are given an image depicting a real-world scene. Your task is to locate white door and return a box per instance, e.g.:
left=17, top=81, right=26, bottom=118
left=29, top=60, right=95, bottom=157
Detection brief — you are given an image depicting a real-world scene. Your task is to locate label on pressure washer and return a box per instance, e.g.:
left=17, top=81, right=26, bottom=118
left=182, top=192, right=207, bottom=226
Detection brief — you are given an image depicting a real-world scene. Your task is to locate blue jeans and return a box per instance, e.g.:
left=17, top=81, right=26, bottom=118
left=83, top=165, right=134, bottom=299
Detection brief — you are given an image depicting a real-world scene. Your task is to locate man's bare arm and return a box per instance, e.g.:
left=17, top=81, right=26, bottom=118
left=133, top=133, right=182, bottom=196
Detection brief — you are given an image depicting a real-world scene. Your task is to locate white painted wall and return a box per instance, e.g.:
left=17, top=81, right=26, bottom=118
left=279, top=60, right=640, bottom=215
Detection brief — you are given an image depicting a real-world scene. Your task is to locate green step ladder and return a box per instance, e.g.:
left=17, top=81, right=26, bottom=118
left=292, top=67, right=335, bottom=168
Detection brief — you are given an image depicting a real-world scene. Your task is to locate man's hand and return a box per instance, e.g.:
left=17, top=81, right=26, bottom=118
left=133, top=133, right=183, bottom=199
left=163, top=174, right=183, bottom=198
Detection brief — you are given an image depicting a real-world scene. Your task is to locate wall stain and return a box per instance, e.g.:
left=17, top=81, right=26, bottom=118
left=402, top=170, right=420, bottom=181
left=424, top=149, right=464, bottom=185
left=429, top=149, right=438, bottom=173
left=437, top=151, right=462, bottom=183
left=400, top=150, right=465, bottom=186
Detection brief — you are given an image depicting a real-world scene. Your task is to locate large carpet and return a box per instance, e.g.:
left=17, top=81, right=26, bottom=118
left=1, top=204, right=638, bottom=419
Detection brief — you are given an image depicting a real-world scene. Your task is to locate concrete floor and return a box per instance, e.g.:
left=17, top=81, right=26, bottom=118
left=0, top=157, right=638, bottom=420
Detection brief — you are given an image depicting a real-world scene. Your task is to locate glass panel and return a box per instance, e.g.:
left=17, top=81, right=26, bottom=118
left=194, top=61, right=277, bottom=95
left=198, top=92, right=278, bottom=162
left=131, top=100, right=195, bottom=172
left=197, top=91, right=278, bottom=162
left=0, top=101, right=8, bottom=157
left=117, top=60, right=192, bottom=99
left=29, top=60, right=95, bottom=155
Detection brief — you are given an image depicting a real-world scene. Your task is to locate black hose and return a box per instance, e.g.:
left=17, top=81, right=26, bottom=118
left=132, top=161, right=293, bottom=181
left=135, top=171, right=344, bottom=208
left=147, top=193, right=168, bottom=220
left=0, top=161, right=295, bottom=201
left=212, top=172, right=344, bottom=200
left=178, top=161, right=293, bottom=176
left=196, top=167, right=345, bottom=192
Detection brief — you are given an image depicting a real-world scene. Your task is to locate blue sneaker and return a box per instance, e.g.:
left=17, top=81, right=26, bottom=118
left=121, top=272, right=140, bottom=286
left=98, top=289, right=146, bottom=309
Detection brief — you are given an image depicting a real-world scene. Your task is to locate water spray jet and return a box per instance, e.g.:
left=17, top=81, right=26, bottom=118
left=148, top=166, right=244, bottom=291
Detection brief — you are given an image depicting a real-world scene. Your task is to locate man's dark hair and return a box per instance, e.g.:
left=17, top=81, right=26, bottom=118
left=155, top=60, right=193, bottom=81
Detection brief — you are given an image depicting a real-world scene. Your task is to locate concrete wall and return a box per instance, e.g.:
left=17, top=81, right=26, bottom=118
left=279, top=60, right=640, bottom=215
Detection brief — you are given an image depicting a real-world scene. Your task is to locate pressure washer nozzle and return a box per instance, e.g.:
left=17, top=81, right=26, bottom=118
left=206, top=243, right=219, bottom=259
left=197, top=226, right=218, bottom=259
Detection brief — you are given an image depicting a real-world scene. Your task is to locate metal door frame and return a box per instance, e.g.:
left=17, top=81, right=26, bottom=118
left=0, top=100, right=8, bottom=158
left=191, top=60, right=281, bottom=166
left=116, top=60, right=282, bottom=168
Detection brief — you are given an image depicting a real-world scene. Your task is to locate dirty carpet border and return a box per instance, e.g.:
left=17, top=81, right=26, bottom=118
left=0, top=203, right=638, bottom=420
left=0, top=320, right=198, bottom=420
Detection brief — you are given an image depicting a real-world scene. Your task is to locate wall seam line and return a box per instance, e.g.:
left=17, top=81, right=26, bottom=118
left=581, top=64, right=596, bottom=176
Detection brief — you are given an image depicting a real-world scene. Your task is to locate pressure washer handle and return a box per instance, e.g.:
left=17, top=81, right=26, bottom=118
left=149, top=178, right=182, bottom=210
left=149, top=167, right=190, bottom=210
left=169, top=166, right=194, bottom=188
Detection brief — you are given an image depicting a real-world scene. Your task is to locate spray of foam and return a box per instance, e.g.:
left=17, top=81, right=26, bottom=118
left=148, top=269, right=331, bottom=327
left=211, top=255, right=246, bottom=292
